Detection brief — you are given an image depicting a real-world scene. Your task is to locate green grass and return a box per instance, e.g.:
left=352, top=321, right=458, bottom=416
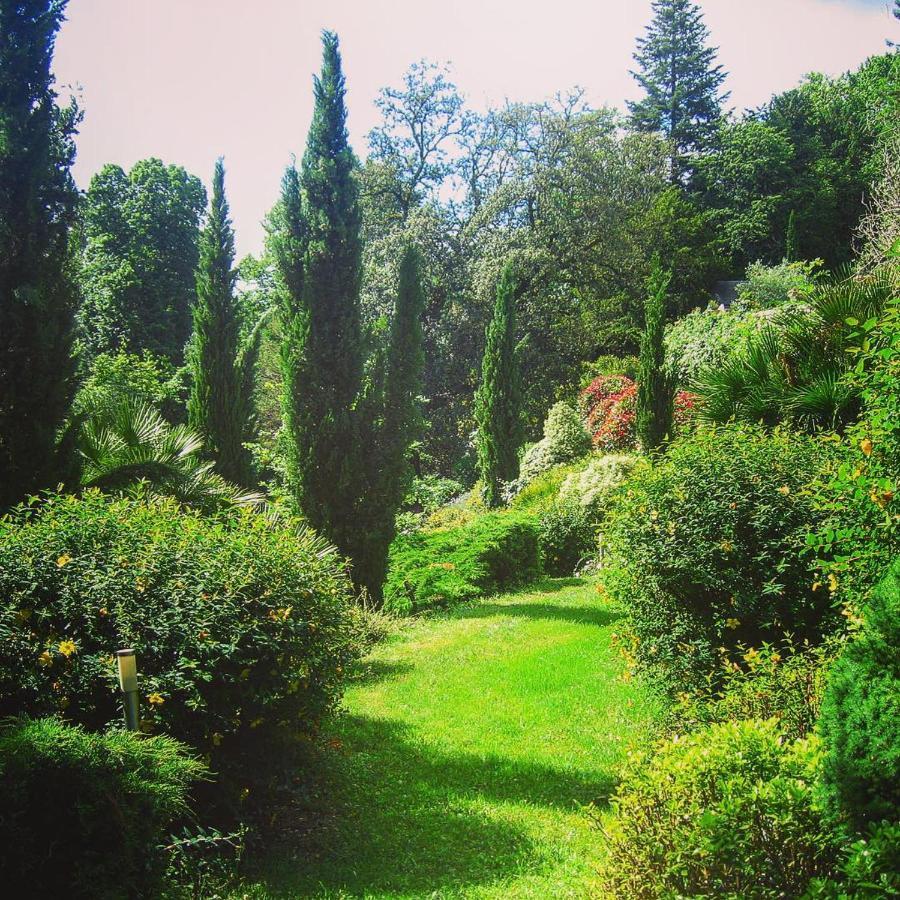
left=242, top=578, right=660, bottom=899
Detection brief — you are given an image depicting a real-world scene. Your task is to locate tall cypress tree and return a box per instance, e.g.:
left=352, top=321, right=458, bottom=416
left=636, top=259, right=674, bottom=452
left=0, top=0, right=80, bottom=509
left=475, top=261, right=523, bottom=508
left=355, top=244, right=426, bottom=600
left=629, top=0, right=729, bottom=182
left=278, top=31, right=365, bottom=564
left=188, top=158, right=255, bottom=486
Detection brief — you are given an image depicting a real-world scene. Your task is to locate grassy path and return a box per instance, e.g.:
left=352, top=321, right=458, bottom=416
left=247, top=578, right=660, bottom=899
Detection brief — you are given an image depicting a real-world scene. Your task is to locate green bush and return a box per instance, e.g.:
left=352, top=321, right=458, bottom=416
left=598, top=719, right=838, bottom=899
left=385, top=512, right=541, bottom=614
left=0, top=492, right=363, bottom=812
left=808, top=822, right=900, bottom=899
left=603, top=424, right=839, bottom=693
left=818, top=560, right=900, bottom=832
left=673, top=637, right=836, bottom=741
left=0, top=717, right=205, bottom=899
left=558, top=453, right=640, bottom=522
left=513, top=402, right=591, bottom=492
left=537, top=501, right=594, bottom=577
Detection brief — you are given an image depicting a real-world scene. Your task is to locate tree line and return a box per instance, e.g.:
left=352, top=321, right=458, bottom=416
left=1, top=0, right=898, bottom=600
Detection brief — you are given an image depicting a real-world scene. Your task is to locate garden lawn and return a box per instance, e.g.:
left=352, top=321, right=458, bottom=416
left=244, top=578, right=661, bottom=899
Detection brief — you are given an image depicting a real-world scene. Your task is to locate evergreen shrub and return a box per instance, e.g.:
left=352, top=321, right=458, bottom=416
left=385, top=512, right=541, bottom=614
left=0, top=717, right=205, bottom=899
left=818, top=559, right=900, bottom=831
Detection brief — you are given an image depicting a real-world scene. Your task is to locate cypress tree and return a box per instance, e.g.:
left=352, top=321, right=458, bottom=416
left=475, top=261, right=523, bottom=508
left=277, top=31, right=365, bottom=565
left=0, top=0, right=80, bottom=509
left=629, top=0, right=729, bottom=182
left=636, top=259, right=674, bottom=452
left=355, top=244, right=426, bottom=601
left=188, top=158, right=255, bottom=486
left=272, top=164, right=309, bottom=500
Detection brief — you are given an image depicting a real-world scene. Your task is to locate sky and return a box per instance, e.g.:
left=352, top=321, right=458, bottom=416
left=52, top=0, right=898, bottom=258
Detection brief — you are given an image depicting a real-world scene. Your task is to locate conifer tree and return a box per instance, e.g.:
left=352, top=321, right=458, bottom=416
left=0, top=0, right=80, bottom=509
left=355, top=244, right=426, bottom=600
left=629, top=0, right=729, bottom=182
left=188, top=158, right=255, bottom=486
left=475, top=261, right=523, bottom=507
left=636, top=259, right=674, bottom=452
left=277, top=31, right=366, bottom=565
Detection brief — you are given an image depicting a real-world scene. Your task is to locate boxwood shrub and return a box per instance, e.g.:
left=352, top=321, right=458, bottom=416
left=0, top=716, right=205, bottom=899
left=602, top=424, right=839, bottom=694
left=384, top=512, right=541, bottom=614
left=0, top=492, right=364, bottom=812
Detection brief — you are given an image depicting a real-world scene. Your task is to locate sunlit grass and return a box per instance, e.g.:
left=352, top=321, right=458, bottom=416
left=242, top=578, right=661, bottom=899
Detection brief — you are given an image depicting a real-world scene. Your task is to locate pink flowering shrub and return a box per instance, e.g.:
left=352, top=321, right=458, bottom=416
left=580, top=375, right=697, bottom=450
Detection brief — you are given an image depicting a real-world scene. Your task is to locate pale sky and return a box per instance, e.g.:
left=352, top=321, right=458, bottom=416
left=53, top=0, right=898, bottom=258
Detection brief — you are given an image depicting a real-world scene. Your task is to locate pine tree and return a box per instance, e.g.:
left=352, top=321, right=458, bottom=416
left=276, top=31, right=366, bottom=566
left=475, top=261, right=523, bottom=507
left=355, top=244, right=426, bottom=601
left=0, top=0, right=80, bottom=509
left=636, top=259, right=674, bottom=452
left=629, top=0, right=729, bottom=182
left=785, top=209, right=800, bottom=262
left=187, top=158, right=256, bottom=486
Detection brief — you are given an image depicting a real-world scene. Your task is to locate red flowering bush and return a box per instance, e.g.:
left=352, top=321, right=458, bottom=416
left=580, top=375, right=696, bottom=451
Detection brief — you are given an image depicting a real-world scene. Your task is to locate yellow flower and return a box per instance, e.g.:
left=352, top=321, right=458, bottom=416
left=725, top=617, right=740, bottom=630
left=778, top=485, right=791, bottom=495
left=56, top=553, right=72, bottom=568
left=719, top=540, right=734, bottom=553
left=135, top=577, right=147, bottom=593
left=742, top=647, right=761, bottom=666
left=57, top=639, right=77, bottom=658
left=38, top=650, right=53, bottom=667
left=860, top=438, right=873, bottom=457
left=812, top=579, right=822, bottom=591
left=268, top=606, right=292, bottom=622
left=147, top=692, right=165, bottom=706
left=828, top=573, right=839, bottom=594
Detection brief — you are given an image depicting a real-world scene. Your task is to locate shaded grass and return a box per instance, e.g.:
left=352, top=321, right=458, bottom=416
left=242, top=579, right=660, bottom=899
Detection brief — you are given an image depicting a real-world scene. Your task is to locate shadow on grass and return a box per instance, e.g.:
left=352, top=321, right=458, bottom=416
left=256, top=713, right=616, bottom=897
left=460, top=600, right=621, bottom=629
left=347, top=657, right=415, bottom=687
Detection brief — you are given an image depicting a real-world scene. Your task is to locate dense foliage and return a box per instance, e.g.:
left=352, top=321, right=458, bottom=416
left=599, top=719, right=837, bottom=899
left=818, top=560, right=900, bottom=832
left=636, top=261, right=674, bottom=450
left=603, top=424, right=839, bottom=693
left=78, top=158, right=206, bottom=363
left=475, top=261, right=523, bottom=506
left=188, top=159, right=258, bottom=487
left=0, top=717, right=205, bottom=899
left=0, top=0, right=80, bottom=511
left=384, top=512, right=540, bottom=613
left=0, top=492, right=363, bottom=812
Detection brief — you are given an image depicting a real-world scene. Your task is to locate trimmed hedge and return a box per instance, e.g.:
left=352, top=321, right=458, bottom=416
left=384, top=512, right=541, bottom=614
left=0, top=717, right=205, bottom=899
left=0, top=492, right=364, bottom=812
